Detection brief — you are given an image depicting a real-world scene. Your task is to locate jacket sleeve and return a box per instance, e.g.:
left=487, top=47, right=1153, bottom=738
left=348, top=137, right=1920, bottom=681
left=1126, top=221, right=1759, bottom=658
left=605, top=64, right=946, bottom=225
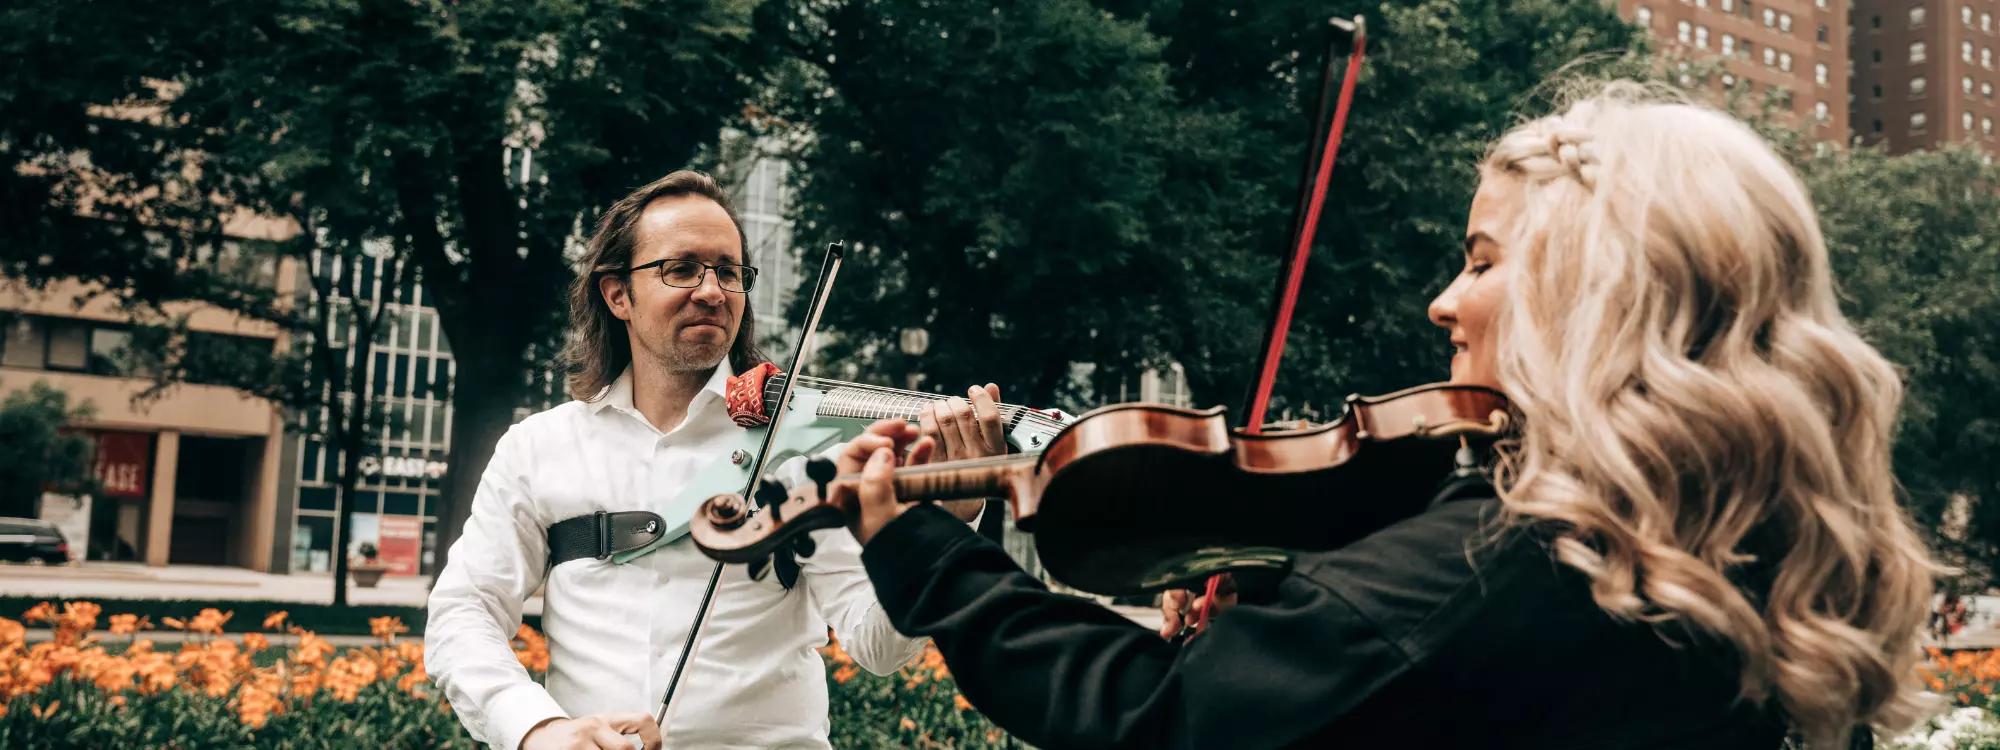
left=860, top=505, right=1417, bottom=750
left=425, top=426, right=567, bottom=750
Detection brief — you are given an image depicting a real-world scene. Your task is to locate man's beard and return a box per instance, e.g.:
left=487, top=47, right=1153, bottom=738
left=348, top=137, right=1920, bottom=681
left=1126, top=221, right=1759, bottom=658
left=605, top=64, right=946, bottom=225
left=653, top=331, right=732, bottom=374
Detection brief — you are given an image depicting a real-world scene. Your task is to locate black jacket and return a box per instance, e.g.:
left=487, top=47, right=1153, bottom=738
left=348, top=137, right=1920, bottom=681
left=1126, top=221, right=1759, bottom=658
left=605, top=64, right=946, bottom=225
left=860, top=490, right=1786, bottom=750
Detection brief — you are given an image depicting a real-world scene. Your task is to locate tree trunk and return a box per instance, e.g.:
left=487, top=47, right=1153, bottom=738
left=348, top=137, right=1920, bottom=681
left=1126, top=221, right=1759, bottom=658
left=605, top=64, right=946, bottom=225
left=430, top=330, right=530, bottom=580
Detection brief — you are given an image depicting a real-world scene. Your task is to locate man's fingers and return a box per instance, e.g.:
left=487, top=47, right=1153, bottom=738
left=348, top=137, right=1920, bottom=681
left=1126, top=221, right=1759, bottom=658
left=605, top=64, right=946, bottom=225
left=947, top=396, right=982, bottom=456
left=968, top=385, right=1006, bottom=453
left=586, top=722, right=630, bottom=750
left=919, top=404, right=943, bottom=455
left=604, top=713, right=663, bottom=750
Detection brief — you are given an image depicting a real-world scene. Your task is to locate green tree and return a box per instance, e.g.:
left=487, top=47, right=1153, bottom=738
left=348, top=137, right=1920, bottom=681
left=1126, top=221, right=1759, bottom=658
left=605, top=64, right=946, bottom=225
left=0, top=0, right=771, bottom=581
left=1804, top=144, right=2000, bottom=581
left=0, top=381, right=97, bottom=519
left=767, top=0, right=1646, bottom=415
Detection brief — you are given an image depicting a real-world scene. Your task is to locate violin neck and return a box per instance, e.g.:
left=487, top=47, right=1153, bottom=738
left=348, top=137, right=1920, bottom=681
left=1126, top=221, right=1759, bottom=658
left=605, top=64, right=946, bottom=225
left=767, top=374, right=1039, bottom=427
left=838, top=456, right=1035, bottom=503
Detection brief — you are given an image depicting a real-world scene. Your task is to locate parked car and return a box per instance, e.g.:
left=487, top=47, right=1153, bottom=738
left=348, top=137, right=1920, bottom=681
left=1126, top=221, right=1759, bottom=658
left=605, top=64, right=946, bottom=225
left=0, top=517, right=69, bottom=564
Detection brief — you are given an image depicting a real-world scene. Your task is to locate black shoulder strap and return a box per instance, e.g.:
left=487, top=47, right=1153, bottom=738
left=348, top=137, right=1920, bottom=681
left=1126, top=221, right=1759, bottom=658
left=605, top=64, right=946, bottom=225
left=546, top=510, right=668, bottom=566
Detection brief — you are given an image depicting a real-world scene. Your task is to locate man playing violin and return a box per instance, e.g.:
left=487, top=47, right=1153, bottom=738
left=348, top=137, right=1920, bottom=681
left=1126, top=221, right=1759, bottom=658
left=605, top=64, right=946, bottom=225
left=426, top=170, right=1005, bottom=750
left=833, top=84, right=1935, bottom=749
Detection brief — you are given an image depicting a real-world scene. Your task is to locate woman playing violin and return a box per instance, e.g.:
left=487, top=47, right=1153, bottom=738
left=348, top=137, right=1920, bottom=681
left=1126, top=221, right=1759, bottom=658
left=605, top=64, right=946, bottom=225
left=832, top=82, right=1938, bottom=749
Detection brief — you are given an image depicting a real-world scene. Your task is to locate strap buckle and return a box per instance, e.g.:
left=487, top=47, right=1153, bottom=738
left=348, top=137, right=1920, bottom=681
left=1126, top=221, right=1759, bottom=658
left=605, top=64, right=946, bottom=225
left=593, top=510, right=612, bottom=561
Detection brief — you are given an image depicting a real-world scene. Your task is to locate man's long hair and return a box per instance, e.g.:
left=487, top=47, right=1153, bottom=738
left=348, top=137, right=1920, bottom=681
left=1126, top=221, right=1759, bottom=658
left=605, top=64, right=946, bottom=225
left=560, top=170, right=768, bottom=401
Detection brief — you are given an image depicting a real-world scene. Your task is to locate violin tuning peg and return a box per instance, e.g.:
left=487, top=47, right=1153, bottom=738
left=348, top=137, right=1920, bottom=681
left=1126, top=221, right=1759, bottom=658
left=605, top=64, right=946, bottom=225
left=746, top=555, right=771, bottom=581
left=754, top=478, right=789, bottom=508
left=804, top=458, right=837, bottom=498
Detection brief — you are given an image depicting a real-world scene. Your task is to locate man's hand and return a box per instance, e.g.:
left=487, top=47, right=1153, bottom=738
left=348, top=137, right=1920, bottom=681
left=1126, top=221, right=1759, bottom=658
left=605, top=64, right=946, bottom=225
left=520, top=713, right=661, bottom=750
left=834, top=420, right=927, bottom=545
left=916, top=383, right=1007, bottom=522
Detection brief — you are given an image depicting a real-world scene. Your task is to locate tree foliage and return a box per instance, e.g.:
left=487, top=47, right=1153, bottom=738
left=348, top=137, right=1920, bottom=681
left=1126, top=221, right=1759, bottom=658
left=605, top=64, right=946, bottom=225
left=769, top=0, right=1646, bottom=415
left=0, top=381, right=97, bottom=519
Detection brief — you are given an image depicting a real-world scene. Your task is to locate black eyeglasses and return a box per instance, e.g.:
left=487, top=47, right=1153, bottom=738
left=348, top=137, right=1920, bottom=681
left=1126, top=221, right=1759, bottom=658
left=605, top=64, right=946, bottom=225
left=626, top=258, right=759, bottom=293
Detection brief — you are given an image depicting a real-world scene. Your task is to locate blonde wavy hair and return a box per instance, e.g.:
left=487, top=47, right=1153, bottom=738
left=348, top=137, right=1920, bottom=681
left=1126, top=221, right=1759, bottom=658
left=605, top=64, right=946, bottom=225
left=1482, top=81, right=1939, bottom=746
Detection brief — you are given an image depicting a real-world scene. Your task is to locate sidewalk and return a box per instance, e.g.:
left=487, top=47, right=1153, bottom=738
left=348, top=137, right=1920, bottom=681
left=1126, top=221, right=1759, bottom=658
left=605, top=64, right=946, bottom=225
left=0, top=560, right=542, bottom=617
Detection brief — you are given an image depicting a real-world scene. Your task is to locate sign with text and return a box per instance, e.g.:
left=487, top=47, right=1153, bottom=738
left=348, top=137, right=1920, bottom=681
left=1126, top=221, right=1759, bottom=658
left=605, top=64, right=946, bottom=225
left=357, top=455, right=448, bottom=480
left=92, top=431, right=151, bottom=499
left=377, top=515, right=422, bottom=576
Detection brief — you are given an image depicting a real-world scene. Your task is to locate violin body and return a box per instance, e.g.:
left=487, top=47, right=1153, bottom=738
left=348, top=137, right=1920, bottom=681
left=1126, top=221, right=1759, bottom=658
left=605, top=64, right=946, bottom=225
left=690, top=382, right=1509, bottom=596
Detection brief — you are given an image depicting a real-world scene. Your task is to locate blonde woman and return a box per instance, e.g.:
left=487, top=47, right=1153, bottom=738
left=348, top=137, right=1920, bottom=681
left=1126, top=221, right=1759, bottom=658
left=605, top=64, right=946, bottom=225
left=834, top=81, right=1939, bottom=749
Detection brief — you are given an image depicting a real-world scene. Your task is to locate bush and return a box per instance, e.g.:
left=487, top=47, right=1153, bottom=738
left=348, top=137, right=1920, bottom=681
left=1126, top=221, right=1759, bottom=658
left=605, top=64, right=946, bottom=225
left=0, top=596, right=544, bottom=638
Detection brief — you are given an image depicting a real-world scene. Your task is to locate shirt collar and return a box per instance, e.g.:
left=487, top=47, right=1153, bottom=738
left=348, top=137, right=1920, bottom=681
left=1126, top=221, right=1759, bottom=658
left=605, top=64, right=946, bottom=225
left=585, top=362, right=734, bottom=416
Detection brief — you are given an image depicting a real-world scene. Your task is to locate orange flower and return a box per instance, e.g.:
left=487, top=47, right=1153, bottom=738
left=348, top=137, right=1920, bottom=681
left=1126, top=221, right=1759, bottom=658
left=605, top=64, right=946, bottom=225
left=188, top=608, right=232, bottom=636
left=162, top=617, right=187, bottom=631
left=899, top=717, right=917, bottom=731
left=22, top=602, right=55, bottom=624
left=954, top=693, right=973, bottom=711
left=0, top=617, right=24, bottom=648
left=262, top=611, right=289, bottom=631
left=242, top=633, right=269, bottom=653
left=29, top=700, right=59, bottom=720
left=369, top=616, right=409, bottom=643
left=833, top=665, right=859, bottom=684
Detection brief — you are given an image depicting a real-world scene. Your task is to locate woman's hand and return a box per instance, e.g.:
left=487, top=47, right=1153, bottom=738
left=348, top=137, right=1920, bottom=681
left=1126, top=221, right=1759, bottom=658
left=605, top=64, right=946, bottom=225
left=1158, top=575, right=1239, bottom=640
left=837, top=419, right=930, bottom=545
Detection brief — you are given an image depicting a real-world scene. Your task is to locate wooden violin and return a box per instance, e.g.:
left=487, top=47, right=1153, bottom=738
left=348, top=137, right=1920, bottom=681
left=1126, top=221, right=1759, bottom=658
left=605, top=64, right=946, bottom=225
left=690, top=382, right=1508, bottom=596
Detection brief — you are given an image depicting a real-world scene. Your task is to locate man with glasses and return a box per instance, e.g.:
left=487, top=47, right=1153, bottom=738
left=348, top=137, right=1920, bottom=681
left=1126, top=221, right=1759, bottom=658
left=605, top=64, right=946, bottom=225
left=426, top=171, right=1001, bottom=750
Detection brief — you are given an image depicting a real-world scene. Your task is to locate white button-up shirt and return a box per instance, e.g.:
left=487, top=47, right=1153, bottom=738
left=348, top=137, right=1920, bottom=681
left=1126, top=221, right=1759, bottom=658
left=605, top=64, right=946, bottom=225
left=427, top=365, right=932, bottom=750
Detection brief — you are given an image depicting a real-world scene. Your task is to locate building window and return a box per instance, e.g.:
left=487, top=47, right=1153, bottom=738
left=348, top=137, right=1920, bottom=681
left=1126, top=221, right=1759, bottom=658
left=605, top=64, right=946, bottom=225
left=1779, top=12, right=1793, bottom=32
left=1817, top=23, right=1829, bottom=43
left=1695, top=0, right=1707, bottom=8
left=1911, top=112, right=1928, bottom=131
left=1873, top=83, right=1885, bottom=98
left=1636, top=5, right=1653, bottom=27
left=1985, top=49, right=1994, bottom=70
left=1815, top=101, right=1831, bottom=123
left=1814, top=0, right=1826, bottom=9
left=1721, top=0, right=1735, bottom=11
left=1912, top=76, right=1928, bottom=96
left=1722, top=73, right=1738, bottom=88
left=1816, top=63, right=1829, bottom=86
left=1967, top=112, right=1978, bottom=132
left=1722, top=34, right=1736, bottom=56
left=1985, top=82, right=1995, bottom=99
left=1985, top=13, right=1993, bottom=33
left=1780, top=52, right=1794, bottom=72
left=1872, top=118, right=1884, bottom=133
left=1966, top=42, right=1976, bottom=63
left=1765, top=47, right=1779, bottom=67
left=1986, top=118, right=1995, bottom=137
left=1871, top=14, right=1882, bottom=30
left=44, top=320, right=87, bottom=371
left=1967, top=6, right=1977, bottom=26
left=1, top=317, right=44, bottom=369
left=1909, top=5, right=1926, bottom=28
left=1679, top=20, right=1693, bottom=44
left=1911, top=42, right=1927, bottom=63
left=1698, top=26, right=1711, bottom=49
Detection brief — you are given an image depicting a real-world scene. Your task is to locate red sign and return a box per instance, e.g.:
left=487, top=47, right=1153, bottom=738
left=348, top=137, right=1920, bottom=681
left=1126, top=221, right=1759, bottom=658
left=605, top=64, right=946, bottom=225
left=378, top=515, right=422, bottom=576
left=93, top=431, right=151, bottom=498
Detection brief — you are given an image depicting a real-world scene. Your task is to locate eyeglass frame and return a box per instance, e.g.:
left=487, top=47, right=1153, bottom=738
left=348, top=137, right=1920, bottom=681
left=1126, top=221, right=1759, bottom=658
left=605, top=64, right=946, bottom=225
left=620, top=258, right=760, bottom=294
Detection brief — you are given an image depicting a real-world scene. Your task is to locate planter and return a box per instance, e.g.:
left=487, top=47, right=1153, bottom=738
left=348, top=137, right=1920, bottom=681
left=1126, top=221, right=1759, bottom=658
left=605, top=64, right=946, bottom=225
left=352, top=562, right=390, bottom=588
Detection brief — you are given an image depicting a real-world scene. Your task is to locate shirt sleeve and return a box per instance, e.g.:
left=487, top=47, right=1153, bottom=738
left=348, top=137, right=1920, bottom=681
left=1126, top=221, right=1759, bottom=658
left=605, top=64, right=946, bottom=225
left=425, top=426, right=568, bottom=750
left=861, top=504, right=1445, bottom=750
left=799, top=523, right=931, bottom=675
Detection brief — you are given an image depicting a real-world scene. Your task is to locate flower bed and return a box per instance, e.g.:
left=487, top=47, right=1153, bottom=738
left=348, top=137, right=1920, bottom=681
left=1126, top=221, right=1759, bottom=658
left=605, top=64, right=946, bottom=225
left=0, top=600, right=1013, bottom=748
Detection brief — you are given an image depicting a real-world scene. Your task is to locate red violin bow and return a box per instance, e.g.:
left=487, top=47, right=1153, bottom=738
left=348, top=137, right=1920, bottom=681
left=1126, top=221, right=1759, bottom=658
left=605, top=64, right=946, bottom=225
left=1195, top=16, right=1369, bottom=634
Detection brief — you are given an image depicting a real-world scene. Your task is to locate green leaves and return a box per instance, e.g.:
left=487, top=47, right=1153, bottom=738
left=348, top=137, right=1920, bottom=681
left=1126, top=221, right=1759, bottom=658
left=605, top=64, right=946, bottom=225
left=0, top=381, right=98, bottom=518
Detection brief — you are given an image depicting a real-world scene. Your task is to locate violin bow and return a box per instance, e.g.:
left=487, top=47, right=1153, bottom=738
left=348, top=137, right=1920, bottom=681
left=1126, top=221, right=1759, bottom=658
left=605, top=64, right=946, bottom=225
left=655, top=241, right=847, bottom=733
left=1195, top=15, right=1369, bottom=634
